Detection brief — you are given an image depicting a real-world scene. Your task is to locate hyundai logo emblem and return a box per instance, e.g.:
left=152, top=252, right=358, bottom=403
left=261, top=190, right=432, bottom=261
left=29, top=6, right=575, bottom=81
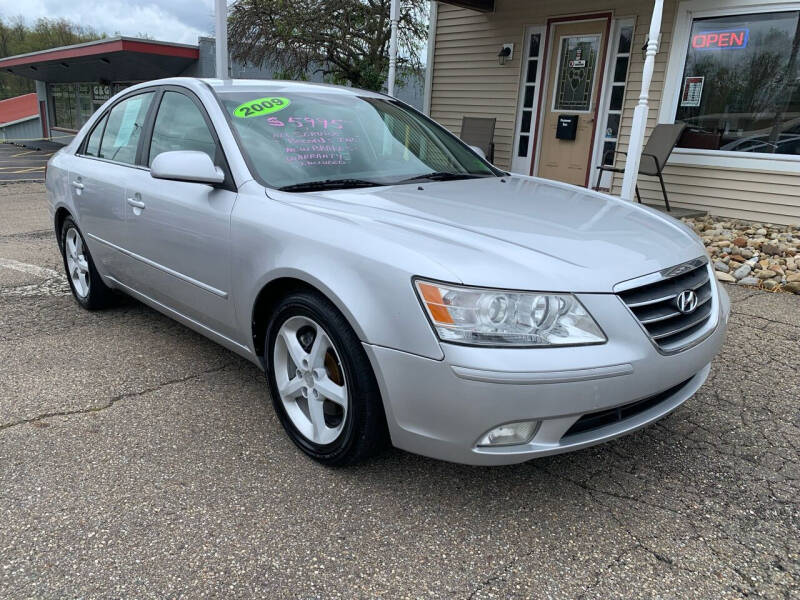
left=676, top=289, right=699, bottom=314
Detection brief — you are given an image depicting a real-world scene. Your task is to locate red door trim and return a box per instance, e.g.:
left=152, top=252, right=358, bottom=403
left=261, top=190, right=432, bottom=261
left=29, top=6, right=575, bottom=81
left=528, top=12, right=613, bottom=188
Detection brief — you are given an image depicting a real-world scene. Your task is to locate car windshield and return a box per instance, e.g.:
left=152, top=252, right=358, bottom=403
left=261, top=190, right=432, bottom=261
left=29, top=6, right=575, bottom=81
left=217, top=90, right=499, bottom=190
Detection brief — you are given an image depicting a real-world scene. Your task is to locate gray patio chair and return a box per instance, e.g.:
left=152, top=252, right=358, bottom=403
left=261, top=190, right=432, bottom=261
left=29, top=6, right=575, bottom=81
left=460, top=117, right=496, bottom=162
left=594, top=122, right=686, bottom=212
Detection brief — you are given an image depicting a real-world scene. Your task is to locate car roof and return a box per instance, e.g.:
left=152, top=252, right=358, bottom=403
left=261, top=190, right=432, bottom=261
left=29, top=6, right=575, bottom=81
left=133, top=77, right=387, bottom=100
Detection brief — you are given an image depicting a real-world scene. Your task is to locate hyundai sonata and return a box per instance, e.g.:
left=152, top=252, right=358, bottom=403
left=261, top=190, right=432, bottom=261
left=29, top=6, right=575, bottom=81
left=46, top=78, right=729, bottom=466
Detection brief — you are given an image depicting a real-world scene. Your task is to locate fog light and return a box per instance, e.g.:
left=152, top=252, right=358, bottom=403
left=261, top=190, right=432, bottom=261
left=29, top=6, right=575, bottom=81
left=477, top=420, right=539, bottom=447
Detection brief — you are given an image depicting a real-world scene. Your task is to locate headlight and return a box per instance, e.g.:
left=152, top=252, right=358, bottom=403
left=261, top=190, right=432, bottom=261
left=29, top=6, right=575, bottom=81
left=414, top=280, right=606, bottom=347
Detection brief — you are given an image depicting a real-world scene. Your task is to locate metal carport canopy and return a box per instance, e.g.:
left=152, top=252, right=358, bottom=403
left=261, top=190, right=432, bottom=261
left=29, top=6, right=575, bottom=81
left=0, top=37, right=199, bottom=83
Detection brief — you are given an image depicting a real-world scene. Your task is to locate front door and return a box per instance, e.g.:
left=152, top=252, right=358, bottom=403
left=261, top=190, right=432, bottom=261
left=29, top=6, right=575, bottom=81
left=123, top=89, right=239, bottom=340
left=538, top=19, right=609, bottom=186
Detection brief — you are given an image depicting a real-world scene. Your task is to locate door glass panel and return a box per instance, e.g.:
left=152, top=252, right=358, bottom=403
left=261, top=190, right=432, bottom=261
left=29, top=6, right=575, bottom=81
left=529, top=34, right=540, bottom=57
left=613, top=56, right=629, bottom=83
left=553, top=35, right=601, bottom=111
left=518, top=135, right=529, bottom=157
left=99, top=92, right=154, bottom=164
left=521, top=110, right=532, bottom=133
left=77, top=84, right=94, bottom=127
left=523, top=87, right=535, bottom=108
left=618, top=26, right=633, bottom=54
left=609, top=85, right=625, bottom=111
left=50, top=83, right=77, bottom=130
left=149, top=91, right=218, bottom=165
left=604, top=113, right=620, bottom=139
left=84, top=115, right=107, bottom=158
left=526, top=60, right=539, bottom=84
left=602, top=141, right=616, bottom=165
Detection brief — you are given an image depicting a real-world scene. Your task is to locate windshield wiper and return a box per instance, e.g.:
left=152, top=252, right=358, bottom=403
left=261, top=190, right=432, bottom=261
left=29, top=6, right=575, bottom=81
left=395, top=172, right=492, bottom=184
left=277, top=178, right=385, bottom=192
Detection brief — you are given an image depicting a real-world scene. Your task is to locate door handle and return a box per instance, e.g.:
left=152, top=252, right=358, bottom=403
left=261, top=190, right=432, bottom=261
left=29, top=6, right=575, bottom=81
left=127, top=198, right=146, bottom=209
left=71, top=181, right=84, bottom=190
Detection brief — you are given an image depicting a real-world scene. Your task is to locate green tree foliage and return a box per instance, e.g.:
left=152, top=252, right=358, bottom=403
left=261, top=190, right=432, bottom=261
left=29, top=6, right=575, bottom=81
left=0, top=16, right=104, bottom=100
left=228, top=0, right=427, bottom=91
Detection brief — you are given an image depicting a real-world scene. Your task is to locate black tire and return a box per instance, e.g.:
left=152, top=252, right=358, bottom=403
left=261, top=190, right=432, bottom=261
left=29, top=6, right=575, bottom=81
left=264, top=290, right=389, bottom=466
left=60, top=216, right=115, bottom=310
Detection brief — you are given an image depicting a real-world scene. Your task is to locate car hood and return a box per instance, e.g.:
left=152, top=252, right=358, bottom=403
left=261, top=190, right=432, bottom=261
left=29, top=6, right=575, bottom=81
left=268, top=175, right=705, bottom=293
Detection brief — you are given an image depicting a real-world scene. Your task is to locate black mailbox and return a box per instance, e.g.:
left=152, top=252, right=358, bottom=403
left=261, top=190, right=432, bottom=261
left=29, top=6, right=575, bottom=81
left=556, top=115, right=579, bottom=140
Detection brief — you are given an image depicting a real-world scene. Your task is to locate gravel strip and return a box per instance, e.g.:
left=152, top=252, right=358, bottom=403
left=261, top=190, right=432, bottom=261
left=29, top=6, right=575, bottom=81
left=681, top=216, right=800, bottom=294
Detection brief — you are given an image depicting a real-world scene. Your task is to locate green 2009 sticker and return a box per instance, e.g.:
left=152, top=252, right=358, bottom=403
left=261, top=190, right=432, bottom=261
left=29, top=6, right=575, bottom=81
left=233, top=97, right=291, bottom=118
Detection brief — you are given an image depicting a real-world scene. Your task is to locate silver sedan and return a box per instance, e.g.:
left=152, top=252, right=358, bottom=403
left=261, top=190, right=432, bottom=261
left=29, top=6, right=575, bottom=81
left=46, top=78, right=729, bottom=466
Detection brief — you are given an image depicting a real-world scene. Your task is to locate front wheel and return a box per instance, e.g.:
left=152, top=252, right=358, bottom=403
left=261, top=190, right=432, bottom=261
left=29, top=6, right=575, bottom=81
left=265, top=290, right=388, bottom=466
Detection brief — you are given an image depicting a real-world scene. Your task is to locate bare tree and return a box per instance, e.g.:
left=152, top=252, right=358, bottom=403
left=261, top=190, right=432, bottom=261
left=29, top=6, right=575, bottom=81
left=228, top=0, right=428, bottom=91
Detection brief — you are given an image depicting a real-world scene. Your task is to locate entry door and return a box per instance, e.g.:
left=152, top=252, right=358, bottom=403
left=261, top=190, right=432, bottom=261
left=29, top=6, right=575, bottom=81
left=538, top=20, right=608, bottom=186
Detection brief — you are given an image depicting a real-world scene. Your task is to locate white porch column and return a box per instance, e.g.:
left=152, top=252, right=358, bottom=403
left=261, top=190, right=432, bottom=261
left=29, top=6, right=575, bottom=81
left=215, top=0, right=229, bottom=79
left=620, top=0, right=663, bottom=201
left=387, top=0, right=401, bottom=96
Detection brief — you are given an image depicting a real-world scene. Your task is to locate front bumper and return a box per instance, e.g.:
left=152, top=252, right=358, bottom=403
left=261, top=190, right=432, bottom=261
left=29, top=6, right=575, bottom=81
left=364, top=284, right=730, bottom=465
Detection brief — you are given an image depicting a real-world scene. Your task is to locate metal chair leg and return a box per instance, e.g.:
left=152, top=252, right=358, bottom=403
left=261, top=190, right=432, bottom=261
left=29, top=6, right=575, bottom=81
left=658, top=172, right=671, bottom=212
left=594, top=166, right=605, bottom=191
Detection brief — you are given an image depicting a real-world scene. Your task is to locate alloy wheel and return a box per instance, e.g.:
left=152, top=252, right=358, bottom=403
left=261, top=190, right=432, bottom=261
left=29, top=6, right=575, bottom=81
left=273, top=315, right=348, bottom=445
left=65, top=227, right=90, bottom=298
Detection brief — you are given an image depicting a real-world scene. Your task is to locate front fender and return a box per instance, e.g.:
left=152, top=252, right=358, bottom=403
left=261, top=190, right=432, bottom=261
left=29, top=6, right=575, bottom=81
left=231, top=190, right=452, bottom=360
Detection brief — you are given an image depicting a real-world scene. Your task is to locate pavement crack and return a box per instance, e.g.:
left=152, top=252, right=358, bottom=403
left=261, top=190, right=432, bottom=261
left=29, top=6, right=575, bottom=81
left=465, top=551, right=531, bottom=600
left=576, top=545, right=637, bottom=600
left=0, top=364, right=229, bottom=432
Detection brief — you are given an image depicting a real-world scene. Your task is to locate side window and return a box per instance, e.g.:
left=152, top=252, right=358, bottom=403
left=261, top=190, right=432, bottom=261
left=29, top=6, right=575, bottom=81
left=149, top=91, right=218, bottom=166
left=83, top=115, right=107, bottom=157
left=98, top=92, right=155, bottom=165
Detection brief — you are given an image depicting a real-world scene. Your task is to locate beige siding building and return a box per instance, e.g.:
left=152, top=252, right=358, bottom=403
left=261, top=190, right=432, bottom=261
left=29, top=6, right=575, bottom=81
left=425, top=0, right=800, bottom=225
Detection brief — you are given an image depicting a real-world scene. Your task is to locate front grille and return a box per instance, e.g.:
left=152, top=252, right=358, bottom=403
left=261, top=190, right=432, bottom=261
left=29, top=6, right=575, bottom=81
left=562, top=376, right=694, bottom=439
left=617, top=258, right=714, bottom=352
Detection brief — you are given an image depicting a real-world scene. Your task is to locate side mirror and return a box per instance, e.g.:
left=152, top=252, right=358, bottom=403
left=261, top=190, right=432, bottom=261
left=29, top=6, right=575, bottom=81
left=150, top=150, right=225, bottom=185
left=469, top=145, right=487, bottom=160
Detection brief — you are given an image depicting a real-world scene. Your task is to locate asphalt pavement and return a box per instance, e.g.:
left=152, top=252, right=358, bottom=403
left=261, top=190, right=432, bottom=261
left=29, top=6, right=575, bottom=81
left=0, top=143, right=56, bottom=183
left=0, top=183, right=798, bottom=599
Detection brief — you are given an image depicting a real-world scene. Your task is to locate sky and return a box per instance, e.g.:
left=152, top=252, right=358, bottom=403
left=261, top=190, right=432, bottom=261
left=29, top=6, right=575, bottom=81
left=0, top=0, right=218, bottom=44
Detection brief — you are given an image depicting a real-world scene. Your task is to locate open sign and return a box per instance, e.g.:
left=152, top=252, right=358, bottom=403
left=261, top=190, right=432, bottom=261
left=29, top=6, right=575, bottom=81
left=691, top=28, right=749, bottom=50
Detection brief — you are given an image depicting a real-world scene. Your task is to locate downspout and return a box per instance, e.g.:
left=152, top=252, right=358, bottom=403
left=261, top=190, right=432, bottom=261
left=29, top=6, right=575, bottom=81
left=620, top=0, right=663, bottom=201
left=423, top=1, right=438, bottom=116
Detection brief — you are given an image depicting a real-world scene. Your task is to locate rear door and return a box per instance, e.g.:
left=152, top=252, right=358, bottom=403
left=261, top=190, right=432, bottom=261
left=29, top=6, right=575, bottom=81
left=69, top=91, right=156, bottom=277
left=121, top=87, right=239, bottom=339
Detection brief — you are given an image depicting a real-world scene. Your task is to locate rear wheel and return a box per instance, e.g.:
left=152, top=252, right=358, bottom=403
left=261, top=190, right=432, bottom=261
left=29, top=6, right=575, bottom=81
left=60, top=217, right=114, bottom=310
left=265, top=290, right=388, bottom=466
